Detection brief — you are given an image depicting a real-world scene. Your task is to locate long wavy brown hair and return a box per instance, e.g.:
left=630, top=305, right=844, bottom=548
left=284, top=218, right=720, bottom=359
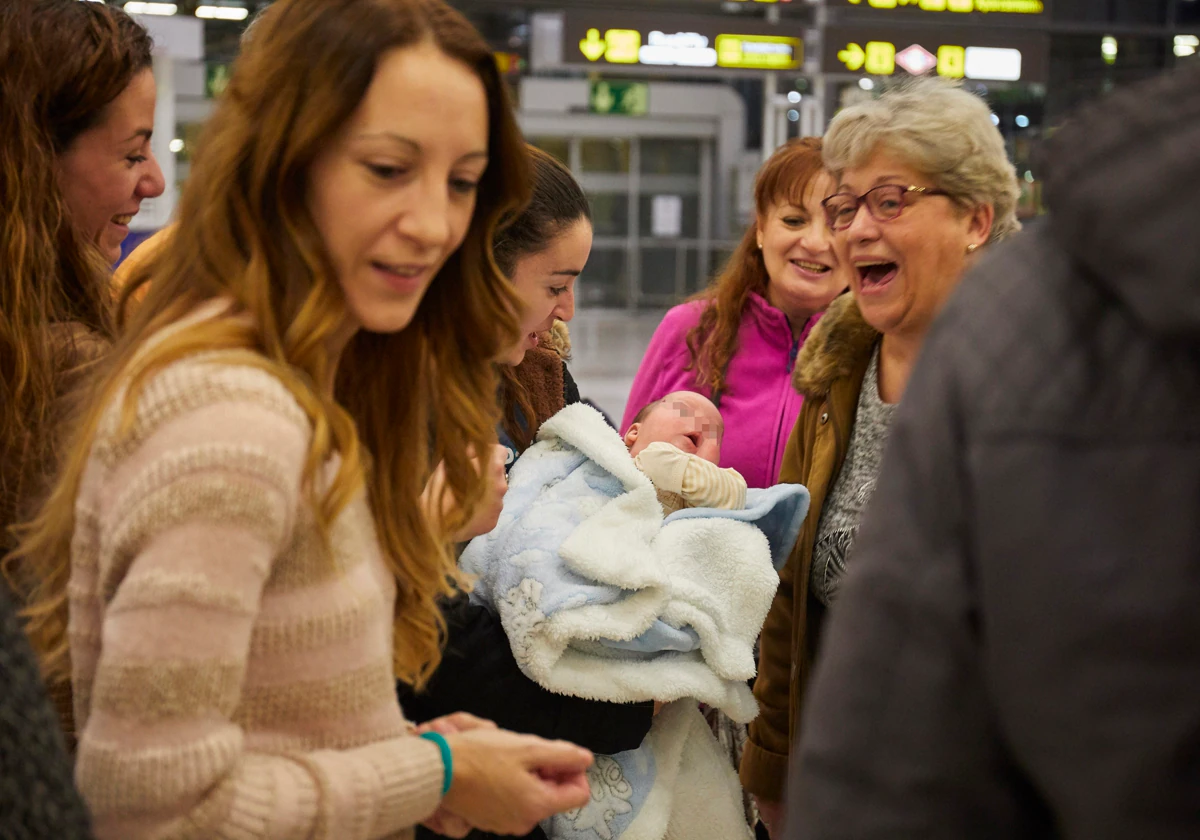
left=0, top=1, right=151, bottom=555
left=685, top=137, right=826, bottom=399
left=12, top=0, right=530, bottom=690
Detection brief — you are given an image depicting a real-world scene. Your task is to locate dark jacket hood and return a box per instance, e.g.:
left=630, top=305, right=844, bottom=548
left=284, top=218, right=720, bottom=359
left=1043, top=63, right=1200, bottom=340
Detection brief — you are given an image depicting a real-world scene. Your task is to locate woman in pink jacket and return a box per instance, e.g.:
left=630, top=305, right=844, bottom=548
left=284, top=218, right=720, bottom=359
left=622, top=138, right=849, bottom=488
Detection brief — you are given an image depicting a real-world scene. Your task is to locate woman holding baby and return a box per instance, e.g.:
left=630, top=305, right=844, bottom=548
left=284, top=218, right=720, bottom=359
left=404, top=146, right=659, bottom=840
left=743, top=79, right=1023, bottom=836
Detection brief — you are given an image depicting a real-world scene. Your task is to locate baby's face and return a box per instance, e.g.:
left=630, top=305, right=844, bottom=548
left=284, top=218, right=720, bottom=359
left=626, top=392, right=724, bottom=464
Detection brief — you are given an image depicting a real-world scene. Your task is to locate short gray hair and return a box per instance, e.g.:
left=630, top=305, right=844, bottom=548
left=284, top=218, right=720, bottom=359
left=823, top=77, right=1021, bottom=243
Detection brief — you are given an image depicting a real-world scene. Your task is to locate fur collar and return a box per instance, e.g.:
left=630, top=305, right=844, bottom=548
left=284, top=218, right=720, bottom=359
left=792, top=294, right=879, bottom=398
left=542, top=321, right=571, bottom=361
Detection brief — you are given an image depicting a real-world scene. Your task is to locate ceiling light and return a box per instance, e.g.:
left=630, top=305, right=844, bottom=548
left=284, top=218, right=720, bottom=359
left=196, top=5, right=249, bottom=20
left=123, top=2, right=178, bottom=15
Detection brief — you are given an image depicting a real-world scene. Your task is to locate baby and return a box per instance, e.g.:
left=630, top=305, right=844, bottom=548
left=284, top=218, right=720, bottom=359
left=623, top=391, right=747, bottom=515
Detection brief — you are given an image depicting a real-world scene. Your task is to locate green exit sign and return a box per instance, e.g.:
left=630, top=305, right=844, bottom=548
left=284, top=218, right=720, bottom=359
left=589, top=80, right=649, bottom=116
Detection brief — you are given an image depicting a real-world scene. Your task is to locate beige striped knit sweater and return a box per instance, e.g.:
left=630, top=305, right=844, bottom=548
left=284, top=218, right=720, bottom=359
left=69, top=353, right=443, bottom=839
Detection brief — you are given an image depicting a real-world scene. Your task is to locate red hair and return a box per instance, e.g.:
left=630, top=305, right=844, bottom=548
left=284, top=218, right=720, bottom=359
left=685, top=137, right=826, bottom=398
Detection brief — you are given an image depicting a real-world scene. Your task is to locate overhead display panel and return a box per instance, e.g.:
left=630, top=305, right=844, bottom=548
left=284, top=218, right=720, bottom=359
left=823, top=24, right=1048, bottom=82
left=830, top=0, right=1046, bottom=15
left=563, top=11, right=805, bottom=72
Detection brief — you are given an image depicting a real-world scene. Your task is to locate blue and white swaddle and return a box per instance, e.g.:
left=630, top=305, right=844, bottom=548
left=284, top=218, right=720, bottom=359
left=461, top=403, right=809, bottom=840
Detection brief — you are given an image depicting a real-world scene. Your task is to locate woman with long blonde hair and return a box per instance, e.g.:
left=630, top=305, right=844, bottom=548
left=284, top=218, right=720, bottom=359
left=12, top=0, right=592, bottom=837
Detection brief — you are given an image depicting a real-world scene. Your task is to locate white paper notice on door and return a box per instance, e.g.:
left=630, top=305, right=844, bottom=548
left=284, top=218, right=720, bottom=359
left=651, top=194, right=683, bottom=238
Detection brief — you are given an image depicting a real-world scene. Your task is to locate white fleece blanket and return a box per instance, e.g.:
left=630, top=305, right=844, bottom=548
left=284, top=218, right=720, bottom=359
left=459, top=403, right=810, bottom=840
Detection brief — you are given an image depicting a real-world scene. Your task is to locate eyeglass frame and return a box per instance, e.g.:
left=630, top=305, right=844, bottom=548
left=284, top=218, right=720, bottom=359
left=821, top=184, right=952, bottom=231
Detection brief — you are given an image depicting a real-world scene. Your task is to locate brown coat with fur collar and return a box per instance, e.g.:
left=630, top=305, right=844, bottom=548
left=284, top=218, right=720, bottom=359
left=740, top=294, right=879, bottom=801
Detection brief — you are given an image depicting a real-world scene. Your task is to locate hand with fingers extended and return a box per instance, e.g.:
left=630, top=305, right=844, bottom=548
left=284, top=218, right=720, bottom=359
left=423, top=444, right=509, bottom=543
left=439, top=728, right=594, bottom=836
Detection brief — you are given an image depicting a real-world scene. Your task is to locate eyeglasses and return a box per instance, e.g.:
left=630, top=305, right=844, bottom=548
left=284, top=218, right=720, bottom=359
left=821, top=184, right=950, bottom=231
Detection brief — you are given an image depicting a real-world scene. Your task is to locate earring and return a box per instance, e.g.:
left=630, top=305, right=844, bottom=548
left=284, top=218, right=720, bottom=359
left=756, top=239, right=763, bottom=250
left=966, top=243, right=979, bottom=254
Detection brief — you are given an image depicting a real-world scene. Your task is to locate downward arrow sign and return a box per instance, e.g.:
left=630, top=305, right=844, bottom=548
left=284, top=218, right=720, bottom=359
left=580, top=28, right=607, bottom=62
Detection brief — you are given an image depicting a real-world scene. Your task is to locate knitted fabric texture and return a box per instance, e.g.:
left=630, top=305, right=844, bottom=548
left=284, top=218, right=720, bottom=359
left=0, top=585, right=93, bottom=839
left=70, top=354, right=443, bottom=840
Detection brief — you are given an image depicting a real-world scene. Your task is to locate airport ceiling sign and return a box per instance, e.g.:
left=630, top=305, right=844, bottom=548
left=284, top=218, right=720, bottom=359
left=824, top=24, right=1048, bottom=82
left=830, top=0, right=1046, bottom=15
left=564, top=11, right=804, bottom=71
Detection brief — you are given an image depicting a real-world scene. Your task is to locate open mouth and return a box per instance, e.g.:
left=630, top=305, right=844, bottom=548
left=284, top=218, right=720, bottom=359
left=372, top=261, right=425, bottom=277
left=791, top=259, right=832, bottom=277
left=111, top=214, right=135, bottom=227
left=856, top=261, right=898, bottom=291
left=526, top=332, right=540, bottom=347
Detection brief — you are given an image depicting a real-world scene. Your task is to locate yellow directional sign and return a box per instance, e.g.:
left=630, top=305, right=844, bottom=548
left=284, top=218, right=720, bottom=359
left=864, top=41, right=896, bottom=74
left=715, top=34, right=803, bottom=70
left=936, top=44, right=965, bottom=77
left=580, top=29, right=606, bottom=61
left=578, top=28, right=642, bottom=64
left=842, top=0, right=1043, bottom=10
left=837, top=42, right=865, bottom=71
left=838, top=40, right=897, bottom=74
left=606, top=29, right=641, bottom=64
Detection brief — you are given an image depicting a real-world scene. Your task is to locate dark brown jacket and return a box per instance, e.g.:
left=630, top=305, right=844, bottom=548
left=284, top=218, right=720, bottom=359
left=740, top=294, right=878, bottom=801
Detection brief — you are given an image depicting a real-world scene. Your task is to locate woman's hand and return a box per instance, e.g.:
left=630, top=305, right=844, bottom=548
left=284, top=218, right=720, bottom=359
left=456, top=444, right=508, bottom=541
left=421, top=444, right=509, bottom=542
left=417, top=712, right=498, bottom=836
left=416, top=711, right=497, bottom=736
left=440, top=729, right=594, bottom=835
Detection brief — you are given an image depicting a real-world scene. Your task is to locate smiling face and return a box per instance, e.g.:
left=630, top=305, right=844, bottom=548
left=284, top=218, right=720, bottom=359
left=56, top=68, right=166, bottom=265
left=624, top=391, right=724, bottom=464
left=307, top=40, right=489, bottom=336
left=757, top=170, right=848, bottom=324
left=503, top=217, right=592, bottom=365
left=837, top=146, right=992, bottom=338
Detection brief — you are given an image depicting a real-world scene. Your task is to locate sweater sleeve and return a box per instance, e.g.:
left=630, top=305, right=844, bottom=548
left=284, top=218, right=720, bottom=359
left=621, top=304, right=706, bottom=434
left=634, top=442, right=747, bottom=510
left=74, top=366, right=443, bottom=840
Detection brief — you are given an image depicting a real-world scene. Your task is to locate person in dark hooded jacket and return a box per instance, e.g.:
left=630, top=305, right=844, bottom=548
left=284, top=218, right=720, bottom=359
left=784, top=63, right=1200, bottom=839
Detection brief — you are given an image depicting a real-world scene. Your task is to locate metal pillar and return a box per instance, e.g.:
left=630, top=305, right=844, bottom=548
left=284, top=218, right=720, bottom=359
left=761, top=5, right=782, bottom=160
left=804, top=0, right=827, bottom=139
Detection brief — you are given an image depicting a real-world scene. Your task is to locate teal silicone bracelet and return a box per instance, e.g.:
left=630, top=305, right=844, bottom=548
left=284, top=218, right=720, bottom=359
left=419, top=731, right=453, bottom=796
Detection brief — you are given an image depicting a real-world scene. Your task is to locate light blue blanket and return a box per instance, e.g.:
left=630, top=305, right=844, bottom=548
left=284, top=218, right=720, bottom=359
left=459, top=403, right=810, bottom=840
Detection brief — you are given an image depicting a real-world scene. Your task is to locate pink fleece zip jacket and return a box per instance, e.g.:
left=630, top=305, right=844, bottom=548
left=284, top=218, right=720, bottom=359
left=622, top=292, right=820, bottom=489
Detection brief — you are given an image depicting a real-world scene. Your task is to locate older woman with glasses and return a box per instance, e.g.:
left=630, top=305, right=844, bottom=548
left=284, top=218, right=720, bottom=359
left=740, top=77, right=1021, bottom=837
